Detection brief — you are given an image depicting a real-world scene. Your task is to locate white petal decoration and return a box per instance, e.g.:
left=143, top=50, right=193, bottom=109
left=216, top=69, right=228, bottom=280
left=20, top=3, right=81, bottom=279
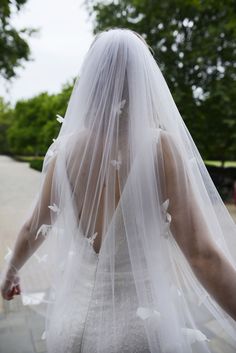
left=47, top=150, right=54, bottom=157
left=48, top=203, right=60, bottom=214
left=110, top=159, right=122, bottom=170
left=4, top=246, right=12, bottom=262
left=35, top=224, right=52, bottom=240
left=116, top=99, right=126, bottom=115
left=181, top=328, right=210, bottom=343
left=52, top=138, right=56, bottom=143
left=136, top=307, right=161, bottom=320
left=198, top=292, right=210, bottom=307
left=162, top=198, right=170, bottom=212
left=56, top=114, right=64, bottom=124
left=41, top=330, right=46, bottom=340
left=33, top=253, right=48, bottom=263
left=161, top=198, right=172, bottom=238
left=151, top=127, right=162, bottom=142
left=21, top=292, right=45, bottom=306
left=110, top=151, right=122, bottom=170
left=170, top=284, right=182, bottom=297
left=166, top=212, right=172, bottom=223
left=162, top=217, right=172, bottom=238
left=137, top=306, right=210, bottom=344
left=87, top=232, right=98, bottom=246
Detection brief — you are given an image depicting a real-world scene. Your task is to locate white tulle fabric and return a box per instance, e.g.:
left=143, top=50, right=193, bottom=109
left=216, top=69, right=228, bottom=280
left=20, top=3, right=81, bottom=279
left=3, top=29, right=236, bottom=352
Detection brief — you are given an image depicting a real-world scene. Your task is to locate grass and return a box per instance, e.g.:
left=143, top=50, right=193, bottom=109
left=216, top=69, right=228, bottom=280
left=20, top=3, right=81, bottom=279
left=204, top=160, right=236, bottom=167
left=13, top=156, right=44, bottom=171
left=14, top=156, right=44, bottom=162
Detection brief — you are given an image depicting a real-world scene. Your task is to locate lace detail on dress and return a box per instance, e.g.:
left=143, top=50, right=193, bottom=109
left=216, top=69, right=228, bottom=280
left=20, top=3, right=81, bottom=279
left=46, top=239, right=151, bottom=353
left=46, top=249, right=99, bottom=353
left=80, top=270, right=150, bottom=353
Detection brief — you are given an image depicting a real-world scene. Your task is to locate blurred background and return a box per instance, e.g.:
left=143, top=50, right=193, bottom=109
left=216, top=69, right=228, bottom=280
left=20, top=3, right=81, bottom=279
left=0, top=0, right=236, bottom=352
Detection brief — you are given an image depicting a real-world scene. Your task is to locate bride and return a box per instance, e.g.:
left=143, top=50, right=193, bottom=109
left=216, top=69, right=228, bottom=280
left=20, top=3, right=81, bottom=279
left=1, top=28, right=236, bottom=353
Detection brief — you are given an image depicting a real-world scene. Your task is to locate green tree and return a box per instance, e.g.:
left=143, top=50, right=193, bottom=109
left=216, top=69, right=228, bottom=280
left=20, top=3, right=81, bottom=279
left=86, top=0, right=236, bottom=163
left=199, top=77, right=236, bottom=166
left=0, top=97, right=13, bottom=153
left=0, top=0, right=37, bottom=80
left=6, top=79, right=74, bottom=155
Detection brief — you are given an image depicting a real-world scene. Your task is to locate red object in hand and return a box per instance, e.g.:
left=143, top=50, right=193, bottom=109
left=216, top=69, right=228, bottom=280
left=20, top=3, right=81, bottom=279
left=1, top=276, right=21, bottom=301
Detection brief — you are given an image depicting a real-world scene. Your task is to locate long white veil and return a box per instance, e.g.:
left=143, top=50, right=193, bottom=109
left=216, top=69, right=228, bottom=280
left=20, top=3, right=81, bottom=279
left=2, top=28, right=236, bottom=352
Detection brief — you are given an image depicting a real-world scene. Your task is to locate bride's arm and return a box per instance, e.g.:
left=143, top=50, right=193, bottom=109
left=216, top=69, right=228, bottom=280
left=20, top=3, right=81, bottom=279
left=160, top=131, right=236, bottom=321
left=1, top=157, right=56, bottom=299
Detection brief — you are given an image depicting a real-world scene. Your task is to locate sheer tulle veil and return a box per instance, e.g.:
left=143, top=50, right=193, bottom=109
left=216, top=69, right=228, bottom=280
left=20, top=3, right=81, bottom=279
left=2, top=28, right=236, bottom=352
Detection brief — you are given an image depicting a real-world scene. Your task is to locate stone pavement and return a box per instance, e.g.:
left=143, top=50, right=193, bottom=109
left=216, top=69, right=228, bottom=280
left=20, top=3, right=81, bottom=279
left=0, top=295, right=46, bottom=353
left=0, top=156, right=46, bottom=353
left=0, top=155, right=236, bottom=353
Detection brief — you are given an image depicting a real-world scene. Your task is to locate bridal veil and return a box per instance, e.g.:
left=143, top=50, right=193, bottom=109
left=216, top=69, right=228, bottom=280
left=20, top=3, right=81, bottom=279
left=2, top=28, right=236, bottom=352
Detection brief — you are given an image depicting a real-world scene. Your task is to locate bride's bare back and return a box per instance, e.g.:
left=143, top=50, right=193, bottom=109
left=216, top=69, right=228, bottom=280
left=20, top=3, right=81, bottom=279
left=66, top=130, right=121, bottom=254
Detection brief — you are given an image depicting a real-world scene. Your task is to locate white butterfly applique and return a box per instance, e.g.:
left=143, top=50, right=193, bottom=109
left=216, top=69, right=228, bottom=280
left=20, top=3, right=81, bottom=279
left=197, top=292, right=210, bottom=307
left=116, top=99, right=126, bottom=115
left=170, top=284, right=182, bottom=297
left=4, top=246, right=12, bottom=262
left=48, top=203, right=60, bottom=215
left=136, top=307, right=161, bottom=320
left=110, top=159, right=122, bottom=170
left=136, top=306, right=210, bottom=344
left=47, top=150, right=54, bottom=157
left=181, top=328, right=210, bottom=344
left=161, top=198, right=172, bottom=238
left=21, top=292, right=45, bottom=306
left=47, top=137, right=59, bottom=158
left=151, top=127, right=162, bottom=143
left=41, top=330, right=46, bottom=340
left=56, top=114, right=65, bottom=124
left=33, top=253, right=48, bottom=263
left=87, top=232, right=98, bottom=246
left=35, top=224, right=52, bottom=240
left=110, top=151, right=122, bottom=170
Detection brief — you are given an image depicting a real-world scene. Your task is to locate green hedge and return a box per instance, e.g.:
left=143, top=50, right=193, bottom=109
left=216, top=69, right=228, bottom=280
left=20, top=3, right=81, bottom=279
left=29, top=159, right=44, bottom=172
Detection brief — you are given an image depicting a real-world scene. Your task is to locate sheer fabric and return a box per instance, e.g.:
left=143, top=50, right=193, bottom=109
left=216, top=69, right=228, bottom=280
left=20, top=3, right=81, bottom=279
left=1, top=28, right=236, bottom=353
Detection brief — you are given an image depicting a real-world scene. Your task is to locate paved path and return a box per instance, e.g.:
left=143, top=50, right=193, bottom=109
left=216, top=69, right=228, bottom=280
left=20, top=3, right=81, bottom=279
left=0, top=155, right=236, bottom=353
left=0, top=156, right=46, bottom=353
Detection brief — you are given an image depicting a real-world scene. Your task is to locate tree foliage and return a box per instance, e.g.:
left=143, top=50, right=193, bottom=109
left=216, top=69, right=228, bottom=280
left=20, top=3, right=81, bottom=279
left=0, top=97, right=13, bottom=153
left=1, top=79, right=74, bottom=155
left=0, top=0, right=37, bottom=79
left=86, top=0, right=236, bottom=165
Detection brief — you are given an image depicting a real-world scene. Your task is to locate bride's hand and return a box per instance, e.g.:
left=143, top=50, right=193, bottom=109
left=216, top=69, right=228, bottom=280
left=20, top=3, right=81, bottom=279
left=1, top=272, right=21, bottom=300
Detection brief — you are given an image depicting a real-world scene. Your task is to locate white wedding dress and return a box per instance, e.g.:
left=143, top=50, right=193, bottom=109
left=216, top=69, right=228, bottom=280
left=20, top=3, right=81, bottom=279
left=31, top=126, right=236, bottom=353
left=4, top=29, right=236, bottom=353
left=46, top=228, right=151, bottom=353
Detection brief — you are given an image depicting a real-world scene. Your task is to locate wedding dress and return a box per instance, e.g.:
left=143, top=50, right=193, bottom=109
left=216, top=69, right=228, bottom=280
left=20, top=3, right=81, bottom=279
left=46, top=128, right=165, bottom=353
left=1, top=28, right=236, bottom=353
left=46, top=211, right=151, bottom=353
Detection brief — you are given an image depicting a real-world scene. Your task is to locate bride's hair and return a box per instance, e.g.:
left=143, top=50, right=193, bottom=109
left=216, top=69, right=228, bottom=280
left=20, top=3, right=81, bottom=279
left=90, top=27, right=154, bottom=54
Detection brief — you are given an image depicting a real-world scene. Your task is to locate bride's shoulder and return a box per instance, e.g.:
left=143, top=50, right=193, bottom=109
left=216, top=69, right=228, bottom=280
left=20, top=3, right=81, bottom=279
left=68, top=128, right=90, bottom=146
left=150, top=126, right=173, bottom=143
left=150, top=127, right=181, bottom=160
